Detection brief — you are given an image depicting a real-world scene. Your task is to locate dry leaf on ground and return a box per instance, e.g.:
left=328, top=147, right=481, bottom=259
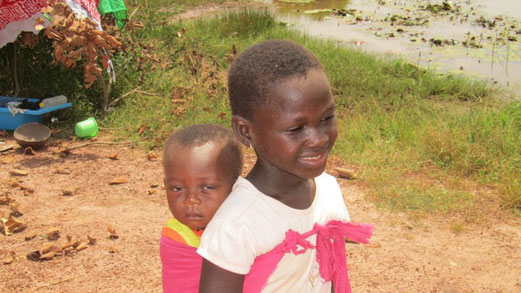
left=57, top=147, right=71, bottom=157
left=87, top=235, right=96, bottom=245
left=137, top=125, right=147, bottom=135
left=334, top=167, right=357, bottom=179
left=26, top=251, right=43, bottom=262
left=109, top=176, right=128, bottom=185
left=2, top=251, right=15, bottom=265
left=107, top=225, right=119, bottom=239
left=62, top=239, right=80, bottom=250
left=39, top=251, right=56, bottom=261
left=9, top=202, right=23, bottom=217
left=0, top=192, right=13, bottom=205
left=8, top=178, right=19, bottom=187
left=25, top=231, right=37, bottom=241
left=2, top=156, right=15, bottom=164
left=41, top=242, right=63, bottom=256
left=75, top=242, right=88, bottom=251
left=146, top=151, right=157, bottom=161
left=18, top=184, right=34, bottom=193
left=1, top=217, right=27, bottom=235
left=54, top=167, right=72, bottom=174
left=45, top=228, right=60, bottom=240
left=61, top=187, right=77, bottom=196
left=9, top=169, right=28, bottom=176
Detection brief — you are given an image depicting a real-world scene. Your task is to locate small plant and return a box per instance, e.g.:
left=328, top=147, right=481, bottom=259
left=451, top=222, right=464, bottom=234
left=35, top=0, right=122, bottom=114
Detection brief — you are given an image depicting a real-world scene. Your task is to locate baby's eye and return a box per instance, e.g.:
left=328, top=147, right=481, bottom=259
left=202, top=185, right=216, bottom=191
left=169, top=186, right=182, bottom=192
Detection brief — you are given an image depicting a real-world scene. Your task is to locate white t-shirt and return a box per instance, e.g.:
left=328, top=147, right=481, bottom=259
left=197, top=173, right=350, bottom=292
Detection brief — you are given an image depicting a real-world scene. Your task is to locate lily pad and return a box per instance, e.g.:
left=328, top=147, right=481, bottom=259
left=303, top=9, right=332, bottom=15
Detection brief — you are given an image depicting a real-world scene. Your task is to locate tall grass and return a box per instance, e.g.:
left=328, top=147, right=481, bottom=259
left=106, top=7, right=521, bottom=215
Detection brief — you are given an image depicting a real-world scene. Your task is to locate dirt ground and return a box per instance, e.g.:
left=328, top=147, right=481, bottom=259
left=1, top=130, right=520, bottom=293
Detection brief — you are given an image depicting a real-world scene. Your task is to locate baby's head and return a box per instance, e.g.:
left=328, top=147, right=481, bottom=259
left=229, top=40, right=338, bottom=179
left=163, top=124, right=242, bottom=230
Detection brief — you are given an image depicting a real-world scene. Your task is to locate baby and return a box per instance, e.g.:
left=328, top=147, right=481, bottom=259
left=159, top=124, right=242, bottom=293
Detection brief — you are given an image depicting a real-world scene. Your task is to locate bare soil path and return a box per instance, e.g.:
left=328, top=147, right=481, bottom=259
left=1, top=131, right=520, bottom=292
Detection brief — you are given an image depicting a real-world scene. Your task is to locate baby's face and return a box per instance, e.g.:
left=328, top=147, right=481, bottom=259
left=164, top=142, right=233, bottom=230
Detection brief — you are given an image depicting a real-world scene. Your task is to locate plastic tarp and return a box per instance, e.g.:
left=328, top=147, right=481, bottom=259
left=0, top=0, right=102, bottom=48
left=98, top=0, right=127, bottom=29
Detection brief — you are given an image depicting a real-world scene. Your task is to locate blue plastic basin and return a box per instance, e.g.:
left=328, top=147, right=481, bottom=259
left=0, top=96, right=72, bottom=130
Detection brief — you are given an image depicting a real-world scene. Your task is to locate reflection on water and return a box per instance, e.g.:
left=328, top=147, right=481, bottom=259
left=275, top=0, right=351, bottom=19
left=266, top=0, right=521, bottom=93
left=474, top=0, right=521, bottom=19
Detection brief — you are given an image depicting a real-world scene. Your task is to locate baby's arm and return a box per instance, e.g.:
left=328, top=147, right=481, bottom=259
left=199, top=259, right=244, bottom=293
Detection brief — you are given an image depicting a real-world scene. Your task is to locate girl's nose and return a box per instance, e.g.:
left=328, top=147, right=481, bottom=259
left=306, top=127, right=328, bottom=148
left=184, top=191, right=201, bottom=205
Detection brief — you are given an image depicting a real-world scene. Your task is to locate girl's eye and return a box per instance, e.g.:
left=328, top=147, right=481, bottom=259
left=321, top=114, right=335, bottom=122
left=286, top=126, right=304, bottom=133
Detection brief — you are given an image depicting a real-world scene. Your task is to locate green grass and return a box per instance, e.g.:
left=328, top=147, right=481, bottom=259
left=2, top=0, right=520, bottom=216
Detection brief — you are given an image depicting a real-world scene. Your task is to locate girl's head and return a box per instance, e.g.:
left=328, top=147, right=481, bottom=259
left=229, top=40, right=337, bottom=180
left=163, top=124, right=243, bottom=230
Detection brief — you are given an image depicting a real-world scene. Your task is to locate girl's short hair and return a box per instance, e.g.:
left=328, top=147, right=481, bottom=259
left=164, top=124, right=243, bottom=180
left=228, top=40, right=323, bottom=120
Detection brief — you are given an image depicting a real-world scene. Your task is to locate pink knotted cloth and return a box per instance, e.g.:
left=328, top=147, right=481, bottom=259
left=160, top=236, right=202, bottom=293
left=244, top=220, right=374, bottom=293
left=160, top=220, right=373, bottom=293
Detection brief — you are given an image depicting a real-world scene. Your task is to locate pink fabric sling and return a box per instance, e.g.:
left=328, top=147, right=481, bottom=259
left=160, top=220, right=373, bottom=293
left=160, top=236, right=202, bottom=293
left=243, top=220, right=374, bottom=293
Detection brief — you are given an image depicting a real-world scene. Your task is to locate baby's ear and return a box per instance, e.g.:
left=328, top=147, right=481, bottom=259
left=231, top=115, right=252, bottom=147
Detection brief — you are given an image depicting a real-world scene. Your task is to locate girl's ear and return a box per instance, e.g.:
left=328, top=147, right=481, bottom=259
left=231, top=115, right=253, bottom=147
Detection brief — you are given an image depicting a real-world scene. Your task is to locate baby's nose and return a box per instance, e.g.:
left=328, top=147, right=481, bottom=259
left=184, top=191, right=202, bottom=205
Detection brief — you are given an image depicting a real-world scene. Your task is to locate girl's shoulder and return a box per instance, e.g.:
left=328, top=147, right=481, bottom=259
left=211, top=177, right=270, bottom=222
left=316, top=171, right=339, bottom=184
left=216, top=173, right=342, bottom=222
left=314, top=172, right=342, bottom=196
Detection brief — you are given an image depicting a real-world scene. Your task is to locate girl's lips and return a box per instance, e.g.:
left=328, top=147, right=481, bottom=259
left=299, top=151, right=328, bottom=169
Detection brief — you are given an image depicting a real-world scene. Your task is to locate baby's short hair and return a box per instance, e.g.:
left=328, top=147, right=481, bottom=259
left=228, top=39, right=323, bottom=120
left=164, top=124, right=243, bottom=181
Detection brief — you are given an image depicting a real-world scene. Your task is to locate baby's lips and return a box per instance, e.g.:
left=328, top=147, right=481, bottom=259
left=185, top=213, right=204, bottom=220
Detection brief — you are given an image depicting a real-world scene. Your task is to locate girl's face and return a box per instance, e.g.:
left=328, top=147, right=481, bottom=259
left=164, top=142, right=233, bottom=230
left=250, top=68, right=338, bottom=180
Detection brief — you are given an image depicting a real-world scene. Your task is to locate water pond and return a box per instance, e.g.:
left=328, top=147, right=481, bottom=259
left=265, top=0, right=521, bottom=94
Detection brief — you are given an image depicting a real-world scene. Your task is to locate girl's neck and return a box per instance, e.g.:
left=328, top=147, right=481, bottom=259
left=246, top=162, right=315, bottom=210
